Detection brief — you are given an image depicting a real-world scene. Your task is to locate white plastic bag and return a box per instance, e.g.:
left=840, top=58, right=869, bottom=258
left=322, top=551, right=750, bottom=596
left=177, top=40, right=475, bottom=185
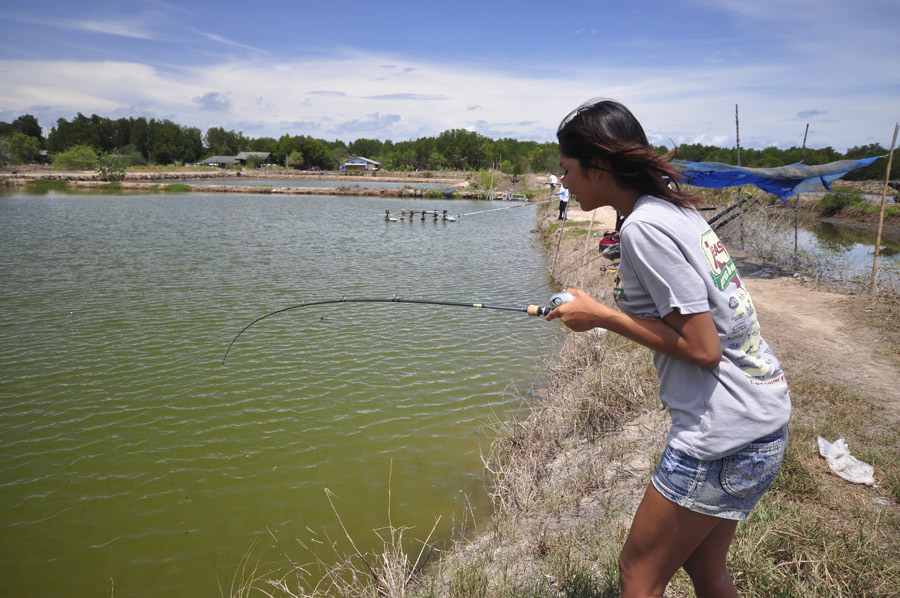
left=817, top=436, right=876, bottom=486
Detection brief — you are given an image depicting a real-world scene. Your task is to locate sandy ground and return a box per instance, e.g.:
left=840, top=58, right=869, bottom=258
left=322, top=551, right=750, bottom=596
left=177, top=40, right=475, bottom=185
left=564, top=203, right=617, bottom=227
left=740, top=267, right=900, bottom=418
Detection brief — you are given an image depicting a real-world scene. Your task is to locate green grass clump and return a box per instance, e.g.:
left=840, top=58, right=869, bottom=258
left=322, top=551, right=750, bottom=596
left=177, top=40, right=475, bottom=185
left=163, top=183, right=192, bottom=193
left=817, top=186, right=899, bottom=218
left=818, top=187, right=867, bottom=217
left=541, top=220, right=595, bottom=243
left=25, top=179, right=69, bottom=190
left=423, top=189, right=458, bottom=199
left=448, top=558, right=490, bottom=598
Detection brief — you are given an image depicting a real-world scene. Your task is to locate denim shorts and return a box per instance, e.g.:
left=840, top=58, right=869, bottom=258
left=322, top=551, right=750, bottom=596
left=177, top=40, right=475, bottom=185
left=651, top=425, right=788, bottom=520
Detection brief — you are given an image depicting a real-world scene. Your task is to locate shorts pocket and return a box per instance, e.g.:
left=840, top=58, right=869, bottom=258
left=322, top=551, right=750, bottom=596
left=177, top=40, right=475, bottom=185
left=721, top=434, right=785, bottom=499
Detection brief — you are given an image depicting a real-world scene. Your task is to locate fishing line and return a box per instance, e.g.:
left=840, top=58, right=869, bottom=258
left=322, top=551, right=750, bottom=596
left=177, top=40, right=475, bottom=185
left=222, top=293, right=574, bottom=365
left=549, top=210, right=568, bottom=279
left=525, top=241, right=617, bottom=296
left=457, top=198, right=551, bottom=217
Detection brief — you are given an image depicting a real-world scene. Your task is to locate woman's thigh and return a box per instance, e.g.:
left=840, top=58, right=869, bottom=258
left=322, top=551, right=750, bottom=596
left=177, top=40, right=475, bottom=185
left=619, top=484, right=737, bottom=596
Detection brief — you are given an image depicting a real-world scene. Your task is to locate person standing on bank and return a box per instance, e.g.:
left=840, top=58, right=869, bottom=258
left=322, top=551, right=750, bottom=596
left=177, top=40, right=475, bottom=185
left=546, top=98, right=791, bottom=598
left=556, top=177, right=570, bottom=220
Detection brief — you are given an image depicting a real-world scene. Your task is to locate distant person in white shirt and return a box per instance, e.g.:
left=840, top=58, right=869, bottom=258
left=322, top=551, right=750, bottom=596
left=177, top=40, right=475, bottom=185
left=556, top=176, right=569, bottom=220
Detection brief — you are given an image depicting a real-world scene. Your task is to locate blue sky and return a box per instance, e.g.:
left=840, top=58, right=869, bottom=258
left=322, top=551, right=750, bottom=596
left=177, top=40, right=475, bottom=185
left=1, top=0, right=897, bottom=151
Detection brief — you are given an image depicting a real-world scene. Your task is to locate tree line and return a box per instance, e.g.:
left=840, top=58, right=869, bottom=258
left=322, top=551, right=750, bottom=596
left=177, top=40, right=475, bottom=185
left=0, top=112, right=895, bottom=181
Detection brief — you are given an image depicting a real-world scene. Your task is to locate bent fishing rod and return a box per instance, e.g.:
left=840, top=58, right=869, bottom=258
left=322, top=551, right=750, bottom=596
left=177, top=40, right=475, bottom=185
left=222, top=292, right=574, bottom=365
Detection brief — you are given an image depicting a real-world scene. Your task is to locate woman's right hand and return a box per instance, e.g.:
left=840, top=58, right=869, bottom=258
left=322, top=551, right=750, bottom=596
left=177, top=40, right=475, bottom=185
left=545, top=288, right=609, bottom=332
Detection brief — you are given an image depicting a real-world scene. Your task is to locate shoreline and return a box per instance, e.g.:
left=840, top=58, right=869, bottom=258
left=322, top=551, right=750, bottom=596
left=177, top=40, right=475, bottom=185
left=5, top=168, right=894, bottom=237
left=0, top=168, right=510, bottom=200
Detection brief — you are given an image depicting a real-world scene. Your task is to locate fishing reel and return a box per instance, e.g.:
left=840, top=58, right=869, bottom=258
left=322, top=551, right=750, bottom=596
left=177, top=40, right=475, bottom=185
left=550, top=291, right=574, bottom=307
left=527, top=291, right=574, bottom=317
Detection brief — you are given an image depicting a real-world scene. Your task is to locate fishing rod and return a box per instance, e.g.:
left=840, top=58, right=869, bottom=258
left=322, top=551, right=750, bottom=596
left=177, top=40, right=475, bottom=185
left=222, top=292, right=574, bottom=365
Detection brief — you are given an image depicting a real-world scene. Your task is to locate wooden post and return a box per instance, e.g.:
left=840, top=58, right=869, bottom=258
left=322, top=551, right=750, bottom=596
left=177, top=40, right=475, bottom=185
left=580, top=210, right=598, bottom=289
left=870, top=122, right=899, bottom=294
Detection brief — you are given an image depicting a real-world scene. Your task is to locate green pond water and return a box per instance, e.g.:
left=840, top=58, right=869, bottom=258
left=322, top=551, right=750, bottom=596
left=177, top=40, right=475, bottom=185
left=0, top=190, right=561, bottom=596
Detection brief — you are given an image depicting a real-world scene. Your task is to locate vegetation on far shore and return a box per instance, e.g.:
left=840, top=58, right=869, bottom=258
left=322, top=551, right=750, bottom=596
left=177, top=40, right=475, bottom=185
left=1, top=112, right=898, bottom=182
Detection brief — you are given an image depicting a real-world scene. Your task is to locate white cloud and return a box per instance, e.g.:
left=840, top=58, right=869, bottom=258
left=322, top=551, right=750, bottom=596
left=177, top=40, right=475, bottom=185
left=71, top=18, right=159, bottom=39
left=193, top=92, right=230, bottom=112
left=329, top=113, right=402, bottom=137
left=196, top=30, right=263, bottom=53
left=0, top=46, right=896, bottom=150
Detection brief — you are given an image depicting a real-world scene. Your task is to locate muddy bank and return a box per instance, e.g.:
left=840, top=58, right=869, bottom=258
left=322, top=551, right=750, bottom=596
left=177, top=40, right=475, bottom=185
left=0, top=165, right=465, bottom=184
left=2, top=178, right=491, bottom=199
left=0, top=168, right=492, bottom=198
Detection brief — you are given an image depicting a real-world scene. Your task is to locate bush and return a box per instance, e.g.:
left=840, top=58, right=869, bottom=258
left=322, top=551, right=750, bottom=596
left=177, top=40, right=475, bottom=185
left=817, top=187, right=865, bottom=217
left=5, top=132, right=42, bottom=164
left=53, top=144, right=98, bottom=170
left=286, top=150, right=304, bottom=169
left=97, top=153, right=127, bottom=181
left=245, top=155, right=265, bottom=169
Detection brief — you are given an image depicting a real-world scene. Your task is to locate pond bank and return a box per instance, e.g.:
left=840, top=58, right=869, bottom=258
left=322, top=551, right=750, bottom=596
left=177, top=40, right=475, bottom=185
left=0, top=168, right=503, bottom=198
left=416, top=200, right=900, bottom=597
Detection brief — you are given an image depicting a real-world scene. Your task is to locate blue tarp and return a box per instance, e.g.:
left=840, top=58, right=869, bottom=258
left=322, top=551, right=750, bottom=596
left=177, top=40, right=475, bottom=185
left=673, top=157, right=882, bottom=202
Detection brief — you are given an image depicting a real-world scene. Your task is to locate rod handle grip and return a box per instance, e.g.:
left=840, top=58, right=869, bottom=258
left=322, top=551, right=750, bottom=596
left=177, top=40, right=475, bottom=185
left=527, top=305, right=552, bottom=317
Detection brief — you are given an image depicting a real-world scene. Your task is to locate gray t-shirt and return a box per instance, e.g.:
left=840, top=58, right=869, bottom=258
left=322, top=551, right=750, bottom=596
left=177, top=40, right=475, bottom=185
left=614, top=195, right=791, bottom=460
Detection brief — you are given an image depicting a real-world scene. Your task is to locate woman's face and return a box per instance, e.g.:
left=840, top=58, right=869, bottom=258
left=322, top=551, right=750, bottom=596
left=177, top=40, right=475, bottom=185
left=559, top=153, right=604, bottom=211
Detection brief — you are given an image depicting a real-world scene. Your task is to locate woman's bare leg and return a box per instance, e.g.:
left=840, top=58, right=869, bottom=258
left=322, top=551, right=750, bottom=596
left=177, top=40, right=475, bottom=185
left=681, top=516, right=739, bottom=597
left=618, top=483, right=739, bottom=598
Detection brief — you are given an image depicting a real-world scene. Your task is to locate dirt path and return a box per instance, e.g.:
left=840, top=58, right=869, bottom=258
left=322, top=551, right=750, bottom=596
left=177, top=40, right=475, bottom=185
left=734, top=256, right=900, bottom=419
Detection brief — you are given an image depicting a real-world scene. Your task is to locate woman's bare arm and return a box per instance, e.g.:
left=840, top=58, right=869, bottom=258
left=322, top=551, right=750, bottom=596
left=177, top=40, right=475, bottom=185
left=546, top=289, right=722, bottom=369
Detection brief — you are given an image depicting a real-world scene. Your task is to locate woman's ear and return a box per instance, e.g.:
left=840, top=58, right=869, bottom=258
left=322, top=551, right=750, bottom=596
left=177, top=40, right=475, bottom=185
left=590, top=157, right=611, bottom=175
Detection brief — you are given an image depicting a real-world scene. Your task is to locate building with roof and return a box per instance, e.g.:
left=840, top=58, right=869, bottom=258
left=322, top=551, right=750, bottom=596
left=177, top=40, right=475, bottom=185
left=198, top=156, right=240, bottom=167
left=342, top=156, right=381, bottom=172
left=235, top=152, right=274, bottom=166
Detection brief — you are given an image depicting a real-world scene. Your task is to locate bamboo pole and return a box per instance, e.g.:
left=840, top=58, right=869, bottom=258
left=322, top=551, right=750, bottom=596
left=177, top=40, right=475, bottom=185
left=735, top=104, right=745, bottom=248
left=870, top=122, right=899, bottom=294
left=794, top=123, right=809, bottom=267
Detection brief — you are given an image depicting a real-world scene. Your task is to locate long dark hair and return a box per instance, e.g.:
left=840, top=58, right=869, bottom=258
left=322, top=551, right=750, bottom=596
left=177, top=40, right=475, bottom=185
left=557, top=98, right=699, bottom=208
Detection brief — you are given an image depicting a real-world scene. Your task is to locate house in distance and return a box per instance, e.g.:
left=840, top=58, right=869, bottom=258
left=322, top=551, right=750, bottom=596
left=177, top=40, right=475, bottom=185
left=342, top=156, right=381, bottom=172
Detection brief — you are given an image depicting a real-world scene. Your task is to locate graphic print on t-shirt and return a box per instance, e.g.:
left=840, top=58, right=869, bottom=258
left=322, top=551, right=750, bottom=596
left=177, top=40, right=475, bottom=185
left=701, top=229, right=738, bottom=291
left=700, top=228, right=777, bottom=380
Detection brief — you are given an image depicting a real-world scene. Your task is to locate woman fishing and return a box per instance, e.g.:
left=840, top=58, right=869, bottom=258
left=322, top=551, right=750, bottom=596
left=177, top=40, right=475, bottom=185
left=546, top=98, right=791, bottom=598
